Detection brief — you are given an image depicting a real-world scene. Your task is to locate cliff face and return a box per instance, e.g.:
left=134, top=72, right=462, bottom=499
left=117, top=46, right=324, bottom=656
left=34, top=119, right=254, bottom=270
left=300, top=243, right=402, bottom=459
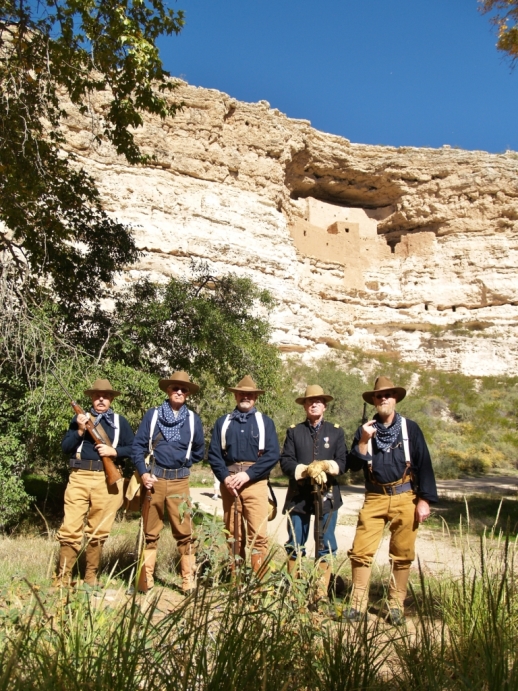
left=62, top=81, right=518, bottom=376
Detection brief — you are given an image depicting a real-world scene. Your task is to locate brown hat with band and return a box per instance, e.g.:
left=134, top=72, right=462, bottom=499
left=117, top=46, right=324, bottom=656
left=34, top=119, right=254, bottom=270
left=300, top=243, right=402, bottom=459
left=84, top=379, right=121, bottom=398
left=159, top=371, right=200, bottom=394
left=227, top=375, right=265, bottom=395
left=362, top=376, right=406, bottom=405
left=295, top=384, right=334, bottom=405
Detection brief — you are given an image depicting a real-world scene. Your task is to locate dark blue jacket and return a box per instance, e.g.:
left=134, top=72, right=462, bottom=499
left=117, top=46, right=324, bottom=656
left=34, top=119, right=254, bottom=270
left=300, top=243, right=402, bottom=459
left=62, top=414, right=134, bottom=463
left=132, top=407, right=205, bottom=476
left=208, top=410, right=280, bottom=482
left=280, top=420, right=347, bottom=515
left=347, top=416, right=438, bottom=503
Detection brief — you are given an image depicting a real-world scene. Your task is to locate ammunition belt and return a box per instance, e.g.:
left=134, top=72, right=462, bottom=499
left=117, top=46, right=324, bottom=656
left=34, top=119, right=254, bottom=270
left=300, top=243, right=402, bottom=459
left=226, top=461, right=255, bottom=474
left=150, top=465, right=190, bottom=480
left=365, top=480, right=413, bottom=496
left=70, top=458, right=104, bottom=472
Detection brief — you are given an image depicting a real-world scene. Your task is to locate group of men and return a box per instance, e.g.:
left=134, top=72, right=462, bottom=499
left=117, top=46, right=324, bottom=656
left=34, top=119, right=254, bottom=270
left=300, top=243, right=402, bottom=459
left=55, top=370, right=437, bottom=623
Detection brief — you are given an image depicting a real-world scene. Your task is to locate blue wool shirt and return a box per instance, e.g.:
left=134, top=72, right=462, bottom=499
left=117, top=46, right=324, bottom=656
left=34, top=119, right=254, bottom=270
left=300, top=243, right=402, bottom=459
left=208, top=410, right=280, bottom=482
left=132, top=407, right=205, bottom=476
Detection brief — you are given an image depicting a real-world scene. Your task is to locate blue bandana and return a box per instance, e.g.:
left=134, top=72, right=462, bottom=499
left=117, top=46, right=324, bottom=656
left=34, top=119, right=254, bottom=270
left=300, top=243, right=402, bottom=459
left=229, top=406, right=257, bottom=424
left=90, top=407, right=115, bottom=428
left=374, top=412, right=402, bottom=451
left=157, top=401, right=188, bottom=442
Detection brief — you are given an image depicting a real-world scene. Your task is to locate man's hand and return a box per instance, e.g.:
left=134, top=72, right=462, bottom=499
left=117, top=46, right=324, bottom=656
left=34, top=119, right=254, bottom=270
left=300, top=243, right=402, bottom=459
left=95, top=443, right=117, bottom=458
left=227, top=471, right=250, bottom=493
left=76, top=413, right=88, bottom=434
left=306, top=461, right=329, bottom=485
left=415, top=498, right=430, bottom=523
left=223, top=476, right=237, bottom=496
left=358, top=420, right=377, bottom=455
left=141, top=472, right=157, bottom=490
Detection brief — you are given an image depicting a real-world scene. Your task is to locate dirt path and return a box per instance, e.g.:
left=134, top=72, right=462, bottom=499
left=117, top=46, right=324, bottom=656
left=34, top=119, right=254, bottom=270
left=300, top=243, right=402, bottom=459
left=190, top=476, right=518, bottom=576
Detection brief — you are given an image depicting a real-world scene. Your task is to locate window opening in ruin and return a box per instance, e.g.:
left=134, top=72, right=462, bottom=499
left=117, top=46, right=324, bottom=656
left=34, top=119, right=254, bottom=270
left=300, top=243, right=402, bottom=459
left=452, top=306, right=457, bottom=313
left=425, top=304, right=429, bottom=311
left=344, top=227, right=349, bottom=233
left=303, top=231, right=306, bottom=236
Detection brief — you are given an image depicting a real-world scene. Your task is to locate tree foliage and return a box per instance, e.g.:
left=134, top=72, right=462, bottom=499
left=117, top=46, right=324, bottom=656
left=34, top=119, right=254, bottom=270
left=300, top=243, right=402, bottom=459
left=480, top=0, right=518, bottom=61
left=0, top=0, right=184, bottom=310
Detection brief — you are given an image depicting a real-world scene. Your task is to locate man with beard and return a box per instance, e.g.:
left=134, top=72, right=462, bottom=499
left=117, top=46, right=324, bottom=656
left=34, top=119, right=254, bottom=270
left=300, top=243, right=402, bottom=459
left=208, top=375, right=279, bottom=577
left=344, top=376, right=438, bottom=625
left=132, top=371, right=205, bottom=592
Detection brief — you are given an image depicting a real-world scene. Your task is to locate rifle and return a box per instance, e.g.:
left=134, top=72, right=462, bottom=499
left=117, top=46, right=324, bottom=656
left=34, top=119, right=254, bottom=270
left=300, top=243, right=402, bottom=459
left=312, top=480, right=324, bottom=563
left=233, top=493, right=240, bottom=577
left=361, top=402, right=368, bottom=425
left=311, top=426, right=325, bottom=563
left=136, top=456, right=155, bottom=593
left=51, top=370, right=121, bottom=486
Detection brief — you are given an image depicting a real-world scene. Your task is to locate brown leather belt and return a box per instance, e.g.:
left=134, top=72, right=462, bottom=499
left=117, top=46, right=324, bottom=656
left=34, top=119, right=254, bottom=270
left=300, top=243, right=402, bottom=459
left=226, top=461, right=254, bottom=474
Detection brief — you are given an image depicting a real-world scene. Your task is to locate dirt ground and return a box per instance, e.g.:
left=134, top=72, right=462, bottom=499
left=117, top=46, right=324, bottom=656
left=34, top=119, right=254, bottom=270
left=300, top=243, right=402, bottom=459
left=190, top=475, right=518, bottom=577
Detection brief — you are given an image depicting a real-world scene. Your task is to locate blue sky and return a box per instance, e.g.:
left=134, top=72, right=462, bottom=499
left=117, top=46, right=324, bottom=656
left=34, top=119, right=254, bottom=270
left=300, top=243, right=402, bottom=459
left=157, top=0, right=518, bottom=153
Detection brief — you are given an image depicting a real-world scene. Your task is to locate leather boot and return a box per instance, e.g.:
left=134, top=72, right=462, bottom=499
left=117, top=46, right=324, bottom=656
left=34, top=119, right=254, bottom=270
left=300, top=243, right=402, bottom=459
left=84, top=542, right=103, bottom=586
left=140, top=549, right=157, bottom=591
left=388, top=566, right=410, bottom=611
left=313, top=560, right=332, bottom=602
left=350, top=560, right=372, bottom=613
left=54, top=544, right=78, bottom=586
left=180, top=554, right=196, bottom=593
left=251, top=550, right=268, bottom=580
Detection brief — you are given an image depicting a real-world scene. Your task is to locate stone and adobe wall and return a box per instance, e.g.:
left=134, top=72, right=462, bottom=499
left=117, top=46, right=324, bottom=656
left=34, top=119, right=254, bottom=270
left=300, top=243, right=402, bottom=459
left=59, top=80, right=518, bottom=376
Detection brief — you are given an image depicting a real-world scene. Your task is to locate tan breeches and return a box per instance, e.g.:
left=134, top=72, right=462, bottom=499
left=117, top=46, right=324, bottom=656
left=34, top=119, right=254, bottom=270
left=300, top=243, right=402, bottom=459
left=56, top=468, right=124, bottom=549
left=348, top=490, right=419, bottom=569
left=221, top=479, right=269, bottom=560
left=144, top=477, right=195, bottom=557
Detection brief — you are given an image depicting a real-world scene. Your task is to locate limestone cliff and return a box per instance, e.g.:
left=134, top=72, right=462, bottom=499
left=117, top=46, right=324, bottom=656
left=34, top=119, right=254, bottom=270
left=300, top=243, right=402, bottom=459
left=61, top=80, right=518, bottom=376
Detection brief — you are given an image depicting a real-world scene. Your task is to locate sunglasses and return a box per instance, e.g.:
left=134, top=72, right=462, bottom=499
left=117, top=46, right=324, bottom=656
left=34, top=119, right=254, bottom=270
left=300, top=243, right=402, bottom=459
left=373, top=391, right=395, bottom=400
left=169, top=386, right=189, bottom=394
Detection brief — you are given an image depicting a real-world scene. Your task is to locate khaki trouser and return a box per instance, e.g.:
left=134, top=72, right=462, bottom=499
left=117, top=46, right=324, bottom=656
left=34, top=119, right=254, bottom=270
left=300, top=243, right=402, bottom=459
left=56, top=468, right=124, bottom=549
left=221, top=479, right=269, bottom=562
left=348, top=490, right=419, bottom=568
left=144, top=477, right=194, bottom=556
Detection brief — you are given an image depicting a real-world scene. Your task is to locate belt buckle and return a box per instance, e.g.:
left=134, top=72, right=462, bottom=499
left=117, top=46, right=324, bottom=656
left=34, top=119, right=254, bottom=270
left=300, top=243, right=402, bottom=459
left=88, top=460, right=94, bottom=471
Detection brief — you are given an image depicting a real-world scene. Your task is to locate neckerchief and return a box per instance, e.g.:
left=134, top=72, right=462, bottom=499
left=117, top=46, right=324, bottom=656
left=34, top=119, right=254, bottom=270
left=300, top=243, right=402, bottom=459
left=157, top=401, right=188, bottom=442
left=90, top=407, right=115, bottom=428
left=373, top=412, right=402, bottom=451
left=229, top=406, right=257, bottom=424
left=308, top=419, right=323, bottom=438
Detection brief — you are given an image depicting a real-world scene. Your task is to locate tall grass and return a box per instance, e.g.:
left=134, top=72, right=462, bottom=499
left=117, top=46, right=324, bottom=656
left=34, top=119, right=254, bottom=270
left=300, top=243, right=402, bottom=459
left=1, top=530, right=518, bottom=690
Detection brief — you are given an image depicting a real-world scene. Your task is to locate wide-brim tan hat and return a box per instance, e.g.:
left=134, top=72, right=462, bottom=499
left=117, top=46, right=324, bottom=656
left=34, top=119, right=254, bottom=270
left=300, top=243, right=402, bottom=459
left=227, top=375, right=265, bottom=395
left=362, top=376, right=406, bottom=405
left=295, top=384, right=334, bottom=405
left=84, top=379, right=121, bottom=398
left=159, top=371, right=200, bottom=394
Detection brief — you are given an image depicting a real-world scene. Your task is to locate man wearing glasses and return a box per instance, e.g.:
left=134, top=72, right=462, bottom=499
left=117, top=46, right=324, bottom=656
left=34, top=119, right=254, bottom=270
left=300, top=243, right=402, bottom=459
left=344, top=376, right=438, bottom=625
left=132, top=371, right=205, bottom=592
left=280, top=385, right=347, bottom=604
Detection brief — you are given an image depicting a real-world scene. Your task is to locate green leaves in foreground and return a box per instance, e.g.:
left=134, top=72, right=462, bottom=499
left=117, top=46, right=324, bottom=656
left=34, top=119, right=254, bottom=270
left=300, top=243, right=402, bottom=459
left=2, top=543, right=518, bottom=691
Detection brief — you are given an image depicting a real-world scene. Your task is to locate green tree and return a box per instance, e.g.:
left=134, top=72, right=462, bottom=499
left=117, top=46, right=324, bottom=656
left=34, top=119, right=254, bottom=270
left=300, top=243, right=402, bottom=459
left=0, top=0, right=184, bottom=311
